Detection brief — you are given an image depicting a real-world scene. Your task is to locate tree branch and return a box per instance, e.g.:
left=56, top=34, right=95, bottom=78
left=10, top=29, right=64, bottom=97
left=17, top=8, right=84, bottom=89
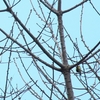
left=0, top=28, right=61, bottom=72
left=62, top=0, right=88, bottom=14
left=3, top=0, right=64, bottom=69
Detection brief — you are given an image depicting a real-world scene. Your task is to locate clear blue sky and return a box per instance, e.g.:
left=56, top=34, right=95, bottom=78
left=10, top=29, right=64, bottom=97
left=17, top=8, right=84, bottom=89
left=0, top=0, right=100, bottom=100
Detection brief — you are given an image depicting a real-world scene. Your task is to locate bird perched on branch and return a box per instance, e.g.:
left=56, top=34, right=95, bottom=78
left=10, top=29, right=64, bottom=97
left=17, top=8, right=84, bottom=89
left=76, top=66, right=81, bottom=76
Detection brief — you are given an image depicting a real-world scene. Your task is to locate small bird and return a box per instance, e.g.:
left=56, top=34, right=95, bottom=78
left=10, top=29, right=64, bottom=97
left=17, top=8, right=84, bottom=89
left=76, top=66, right=81, bottom=76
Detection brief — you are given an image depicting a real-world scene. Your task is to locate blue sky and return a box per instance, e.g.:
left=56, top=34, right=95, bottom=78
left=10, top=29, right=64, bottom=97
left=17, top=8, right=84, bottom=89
left=0, top=0, right=100, bottom=100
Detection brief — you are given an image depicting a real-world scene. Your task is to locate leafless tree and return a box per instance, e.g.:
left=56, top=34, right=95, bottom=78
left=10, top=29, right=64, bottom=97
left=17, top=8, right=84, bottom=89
left=0, top=0, right=100, bottom=100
